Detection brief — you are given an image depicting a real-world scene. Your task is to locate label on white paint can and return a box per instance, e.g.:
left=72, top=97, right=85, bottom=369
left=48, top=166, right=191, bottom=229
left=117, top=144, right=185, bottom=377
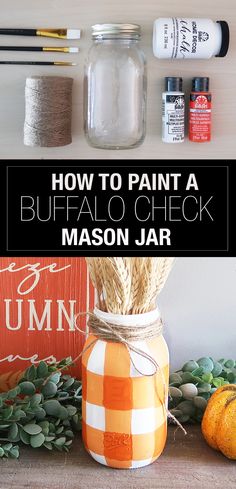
left=153, top=18, right=230, bottom=59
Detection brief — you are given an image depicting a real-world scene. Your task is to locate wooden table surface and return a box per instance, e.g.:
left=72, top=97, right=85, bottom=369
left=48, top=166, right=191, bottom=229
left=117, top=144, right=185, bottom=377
left=1, top=426, right=235, bottom=489
left=0, top=0, right=236, bottom=159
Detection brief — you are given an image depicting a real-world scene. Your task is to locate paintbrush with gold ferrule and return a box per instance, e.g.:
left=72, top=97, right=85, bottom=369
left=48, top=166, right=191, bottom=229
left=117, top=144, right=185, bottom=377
left=0, top=46, right=79, bottom=53
left=0, top=61, right=77, bottom=66
left=0, top=28, right=81, bottom=39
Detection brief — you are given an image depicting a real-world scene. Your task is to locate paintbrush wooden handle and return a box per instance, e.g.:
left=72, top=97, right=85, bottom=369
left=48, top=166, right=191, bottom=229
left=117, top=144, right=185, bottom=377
left=0, top=46, right=42, bottom=51
left=0, top=28, right=36, bottom=36
left=0, top=61, right=54, bottom=65
left=0, top=61, right=76, bottom=65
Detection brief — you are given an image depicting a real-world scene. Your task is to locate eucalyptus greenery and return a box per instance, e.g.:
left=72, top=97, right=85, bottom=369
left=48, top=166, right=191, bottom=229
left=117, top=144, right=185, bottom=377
left=169, top=357, right=236, bottom=424
left=1, top=355, right=236, bottom=459
left=0, top=358, right=82, bottom=459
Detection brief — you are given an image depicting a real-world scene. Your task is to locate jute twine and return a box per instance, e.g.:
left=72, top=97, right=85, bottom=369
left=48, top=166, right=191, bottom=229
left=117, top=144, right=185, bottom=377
left=24, top=76, right=73, bottom=147
left=71, top=312, right=187, bottom=435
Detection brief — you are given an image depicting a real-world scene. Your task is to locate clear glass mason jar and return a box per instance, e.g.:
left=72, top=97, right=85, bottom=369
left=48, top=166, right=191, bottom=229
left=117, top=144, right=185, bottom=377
left=84, top=23, right=147, bottom=149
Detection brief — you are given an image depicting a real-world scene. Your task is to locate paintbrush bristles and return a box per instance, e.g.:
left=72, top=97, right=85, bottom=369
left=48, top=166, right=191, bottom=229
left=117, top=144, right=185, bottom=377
left=86, top=257, right=174, bottom=315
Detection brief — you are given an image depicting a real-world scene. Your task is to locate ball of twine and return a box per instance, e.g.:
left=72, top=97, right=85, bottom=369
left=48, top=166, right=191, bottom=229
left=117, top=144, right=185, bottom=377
left=24, top=76, right=73, bottom=147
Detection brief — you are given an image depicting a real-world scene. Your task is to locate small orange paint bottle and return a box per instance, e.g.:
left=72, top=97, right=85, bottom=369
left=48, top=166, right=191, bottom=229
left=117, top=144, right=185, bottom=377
left=189, top=77, right=211, bottom=142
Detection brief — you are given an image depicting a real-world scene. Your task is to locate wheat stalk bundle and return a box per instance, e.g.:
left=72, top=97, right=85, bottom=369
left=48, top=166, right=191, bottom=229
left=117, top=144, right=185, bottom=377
left=86, top=257, right=174, bottom=314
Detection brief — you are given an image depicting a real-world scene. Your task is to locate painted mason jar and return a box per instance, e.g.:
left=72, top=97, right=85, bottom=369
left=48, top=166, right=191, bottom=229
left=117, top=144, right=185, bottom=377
left=82, top=307, right=169, bottom=469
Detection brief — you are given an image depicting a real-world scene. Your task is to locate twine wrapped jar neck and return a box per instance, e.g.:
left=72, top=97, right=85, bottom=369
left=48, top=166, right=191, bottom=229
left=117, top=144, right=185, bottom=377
left=74, top=307, right=163, bottom=377
left=91, top=306, right=162, bottom=339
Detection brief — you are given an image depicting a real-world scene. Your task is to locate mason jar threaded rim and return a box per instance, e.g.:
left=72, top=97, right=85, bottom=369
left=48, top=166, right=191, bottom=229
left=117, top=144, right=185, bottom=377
left=93, top=306, right=161, bottom=328
left=92, top=23, right=141, bottom=39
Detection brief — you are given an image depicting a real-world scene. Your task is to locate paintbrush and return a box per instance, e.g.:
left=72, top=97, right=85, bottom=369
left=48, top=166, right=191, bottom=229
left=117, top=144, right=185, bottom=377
left=0, top=28, right=81, bottom=39
left=0, top=46, right=79, bottom=53
left=0, top=61, right=77, bottom=66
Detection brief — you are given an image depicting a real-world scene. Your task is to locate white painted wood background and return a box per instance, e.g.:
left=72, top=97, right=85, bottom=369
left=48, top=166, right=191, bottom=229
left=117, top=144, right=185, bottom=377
left=0, top=0, right=235, bottom=160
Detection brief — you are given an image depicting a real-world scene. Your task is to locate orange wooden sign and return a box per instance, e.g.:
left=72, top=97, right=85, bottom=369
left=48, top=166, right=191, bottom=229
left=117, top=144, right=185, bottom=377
left=0, top=258, right=94, bottom=391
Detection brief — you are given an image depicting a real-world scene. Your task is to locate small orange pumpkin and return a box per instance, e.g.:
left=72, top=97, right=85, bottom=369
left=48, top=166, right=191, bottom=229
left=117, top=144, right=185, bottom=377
left=202, top=384, right=236, bottom=459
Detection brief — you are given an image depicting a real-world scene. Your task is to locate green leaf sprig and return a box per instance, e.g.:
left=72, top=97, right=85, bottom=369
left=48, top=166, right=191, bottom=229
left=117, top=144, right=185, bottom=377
left=169, top=357, right=236, bottom=423
left=0, top=358, right=82, bottom=459
left=1, top=355, right=235, bottom=458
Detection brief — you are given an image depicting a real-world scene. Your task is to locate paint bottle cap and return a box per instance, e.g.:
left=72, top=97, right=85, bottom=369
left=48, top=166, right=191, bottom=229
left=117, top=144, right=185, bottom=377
left=192, top=77, right=209, bottom=92
left=216, top=21, right=230, bottom=57
left=165, top=77, right=183, bottom=92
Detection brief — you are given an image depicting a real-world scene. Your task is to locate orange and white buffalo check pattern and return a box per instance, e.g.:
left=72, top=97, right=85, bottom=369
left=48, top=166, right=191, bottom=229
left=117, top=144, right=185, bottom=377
left=82, top=334, right=169, bottom=468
